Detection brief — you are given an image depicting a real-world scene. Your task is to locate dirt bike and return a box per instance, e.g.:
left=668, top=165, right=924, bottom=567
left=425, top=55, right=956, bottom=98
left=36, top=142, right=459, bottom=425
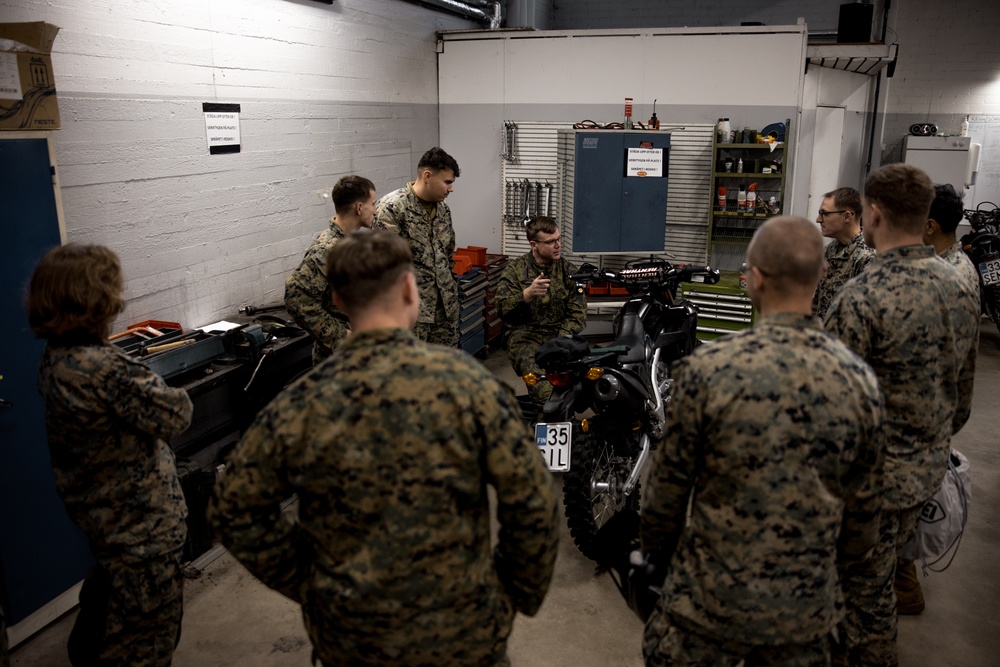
left=961, top=202, right=1000, bottom=328
left=528, top=258, right=719, bottom=565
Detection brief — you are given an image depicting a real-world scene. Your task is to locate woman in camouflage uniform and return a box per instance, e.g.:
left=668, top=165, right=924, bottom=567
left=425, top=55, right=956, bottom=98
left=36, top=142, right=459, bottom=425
left=27, top=244, right=193, bottom=667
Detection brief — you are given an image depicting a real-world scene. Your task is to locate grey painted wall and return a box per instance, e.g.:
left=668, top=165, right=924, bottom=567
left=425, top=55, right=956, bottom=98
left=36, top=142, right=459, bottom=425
left=4, top=0, right=475, bottom=331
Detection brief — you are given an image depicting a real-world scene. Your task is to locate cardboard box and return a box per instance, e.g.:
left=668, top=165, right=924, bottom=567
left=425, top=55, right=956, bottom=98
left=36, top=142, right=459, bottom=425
left=0, top=22, right=60, bottom=130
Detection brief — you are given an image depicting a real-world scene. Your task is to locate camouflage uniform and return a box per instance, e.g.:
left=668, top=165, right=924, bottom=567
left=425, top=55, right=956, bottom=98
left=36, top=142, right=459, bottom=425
left=496, top=253, right=587, bottom=407
left=812, top=231, right=876, bottom=318
left=376, top=184, right=460, bottom=347
left=38, top=340, right=192, bottom=667
left=284, top=219, right=351, bottom=365
left=641, top=313, right=885, bottom=666
left=209, top=328, right=559, bottom=667
left=940, top=241, right=981, bottom=300
left=825, top=244, right=979, bottom=666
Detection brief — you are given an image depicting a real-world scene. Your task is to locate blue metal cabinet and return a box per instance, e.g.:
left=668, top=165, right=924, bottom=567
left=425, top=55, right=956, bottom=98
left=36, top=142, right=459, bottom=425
left=572, top=131, right=670, bottom=253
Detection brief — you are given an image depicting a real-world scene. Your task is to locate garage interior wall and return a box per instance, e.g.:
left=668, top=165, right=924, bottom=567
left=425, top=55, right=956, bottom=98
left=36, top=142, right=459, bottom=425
left=439, top=26, right=808, bottom=253
left=5, top=0, right=998, bottom=328
left=2, top=0, right=476, bottom=332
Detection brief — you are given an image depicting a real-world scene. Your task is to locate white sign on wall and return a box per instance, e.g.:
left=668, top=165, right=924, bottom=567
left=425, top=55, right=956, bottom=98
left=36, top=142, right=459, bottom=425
left=626, top=147, right=664, bottom=177
left=202, top=102, right=241, bottom=154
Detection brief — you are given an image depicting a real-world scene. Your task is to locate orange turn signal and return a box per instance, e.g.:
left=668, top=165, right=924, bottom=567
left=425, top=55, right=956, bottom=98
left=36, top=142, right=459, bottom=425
left=581, top=418, right=589, bottom=433
left=523, top=373, right=539, bottom=386
left=585, top=367, right=605, bottom=381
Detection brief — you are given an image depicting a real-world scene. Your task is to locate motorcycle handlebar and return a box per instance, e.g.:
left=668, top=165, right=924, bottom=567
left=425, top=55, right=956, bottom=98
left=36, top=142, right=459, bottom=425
left=571, top=262, right=720, bottom=289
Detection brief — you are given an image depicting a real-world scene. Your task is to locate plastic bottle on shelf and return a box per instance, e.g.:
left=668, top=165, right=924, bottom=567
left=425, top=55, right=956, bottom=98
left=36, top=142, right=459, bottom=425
left=737, top=185, right=747, bottom=212
left=961, top=116, right=969, bottom=137
left=716, top=118, right=726, bottom=142
left=737, top=158, right=743, bottom=173
left=721, top=118, right=731, bottom=143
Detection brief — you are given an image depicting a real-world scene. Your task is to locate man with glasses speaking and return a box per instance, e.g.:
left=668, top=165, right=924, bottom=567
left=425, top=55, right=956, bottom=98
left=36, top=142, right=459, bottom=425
left=497, top=216, right=587, bottom=415
left=812, top=187, right=876, bottom=318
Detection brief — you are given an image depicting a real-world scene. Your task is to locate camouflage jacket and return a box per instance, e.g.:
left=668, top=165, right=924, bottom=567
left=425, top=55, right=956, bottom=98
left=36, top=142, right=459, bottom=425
left=825, top=244, right=979, bottom=510
left=209, top=328, right=559, bottom=667
left=284, top=219, right=350, bottom=364
left=812, top=232, right=876, bottom=318
left=375, top=184, right=459, bottom=327
left=38, top=340, right=192, bottom=563
left=941, top=241, right=981, bottom=300
left=641, top=313, right=885, bottom=645
left=496, top=253, right=587, bottom=337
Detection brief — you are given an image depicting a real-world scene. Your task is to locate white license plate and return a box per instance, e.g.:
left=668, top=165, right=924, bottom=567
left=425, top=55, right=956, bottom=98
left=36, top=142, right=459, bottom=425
left=979, top=258, right=1000, bottom=286
left=535, top=422, right=572, bottom=472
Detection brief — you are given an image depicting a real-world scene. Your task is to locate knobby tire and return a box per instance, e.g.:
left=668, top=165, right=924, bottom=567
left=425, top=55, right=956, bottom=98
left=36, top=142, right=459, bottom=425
left=562, top=429, right=640, bottom=565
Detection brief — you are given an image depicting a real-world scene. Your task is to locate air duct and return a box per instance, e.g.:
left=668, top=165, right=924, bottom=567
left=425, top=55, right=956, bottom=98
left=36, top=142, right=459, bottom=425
left=408, top=0, right=502, bottom=28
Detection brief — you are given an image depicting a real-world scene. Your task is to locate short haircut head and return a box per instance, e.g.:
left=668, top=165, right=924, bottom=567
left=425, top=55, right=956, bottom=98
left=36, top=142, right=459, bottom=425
left=525, top=216, right=559, bottom=242
left=747, top=216, right=824, bottom=292
left=326, top=229, right=413, bottom=313
left=27, top=243, right=126, bottom=340
left=929, top=183, right=965, bottom=234
left=824, top=187, right=862, bottom=217
left=331, top=175, right=375, bottom=214
left=418, top=147, right=460, bottom=178
left=863, top=163, right=935, bottom=234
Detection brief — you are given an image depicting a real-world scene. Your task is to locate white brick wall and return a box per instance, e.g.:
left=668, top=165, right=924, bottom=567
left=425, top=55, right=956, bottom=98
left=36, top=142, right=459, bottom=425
left=551, top=0, right=845, bottom=32
left=2, top=0, right=474, bottom=331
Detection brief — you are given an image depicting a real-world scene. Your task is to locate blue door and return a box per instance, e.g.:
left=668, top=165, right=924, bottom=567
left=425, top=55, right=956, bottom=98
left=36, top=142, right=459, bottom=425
left=0, top=136, right=94, bottom=628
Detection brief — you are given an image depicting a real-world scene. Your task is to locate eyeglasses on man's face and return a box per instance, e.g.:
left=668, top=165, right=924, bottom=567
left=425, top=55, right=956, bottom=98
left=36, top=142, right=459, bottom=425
left=534, top=237, right=561, bottom=246
left=817, top=209, right=847, bottom=218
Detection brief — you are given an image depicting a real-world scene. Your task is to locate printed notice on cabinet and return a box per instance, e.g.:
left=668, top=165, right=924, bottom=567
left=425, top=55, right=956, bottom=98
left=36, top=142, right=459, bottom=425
left=626, top=147, right=664, bottom=177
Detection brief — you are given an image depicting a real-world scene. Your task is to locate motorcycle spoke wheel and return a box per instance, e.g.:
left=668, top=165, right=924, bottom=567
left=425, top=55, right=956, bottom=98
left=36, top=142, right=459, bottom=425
left=985, top=285, right=1000, bottom=330
left=562, top=431, right=640, bottom=564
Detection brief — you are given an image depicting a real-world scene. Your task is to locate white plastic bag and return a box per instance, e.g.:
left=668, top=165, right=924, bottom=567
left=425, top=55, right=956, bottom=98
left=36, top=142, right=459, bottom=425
left=900, top=449, right=971, bottom=570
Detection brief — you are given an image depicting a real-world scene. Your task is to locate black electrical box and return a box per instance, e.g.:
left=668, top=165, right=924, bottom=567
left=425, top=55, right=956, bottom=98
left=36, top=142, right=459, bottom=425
left=838, top=3, right=875, bottom=43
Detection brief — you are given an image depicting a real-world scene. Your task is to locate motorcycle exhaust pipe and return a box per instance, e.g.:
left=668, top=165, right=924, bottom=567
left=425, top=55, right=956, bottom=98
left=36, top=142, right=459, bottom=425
left=594, top=374, right=621, bottom=401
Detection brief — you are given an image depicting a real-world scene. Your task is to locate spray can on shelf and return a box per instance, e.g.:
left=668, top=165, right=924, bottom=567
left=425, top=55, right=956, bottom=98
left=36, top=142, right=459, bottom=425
left=737, top=185, right=747, bottom=212
left=624, top=98, right=634, bottom=129
left=717, top=186, right=727, bottom=209
left=746, top=183, right=758, bottom=213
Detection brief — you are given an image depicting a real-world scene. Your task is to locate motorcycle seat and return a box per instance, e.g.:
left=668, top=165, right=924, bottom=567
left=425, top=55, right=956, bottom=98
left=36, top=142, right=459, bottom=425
left=614, top=312, right=648, bottom=365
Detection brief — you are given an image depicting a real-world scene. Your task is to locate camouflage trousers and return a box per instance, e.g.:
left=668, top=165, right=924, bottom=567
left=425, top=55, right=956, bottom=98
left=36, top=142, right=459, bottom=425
left=506, top=328, right=558, bottom=411
left=68, top=549, right=184, bottom=667
left=834, top=504, right=922, bottom=667
left=414, top=296, right=459, bottom=348
left=644, top=611, right=832, bottom=666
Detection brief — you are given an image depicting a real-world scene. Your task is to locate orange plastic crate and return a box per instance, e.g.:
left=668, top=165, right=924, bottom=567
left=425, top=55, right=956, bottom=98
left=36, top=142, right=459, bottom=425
left=465, top=245, right=487, bottom=266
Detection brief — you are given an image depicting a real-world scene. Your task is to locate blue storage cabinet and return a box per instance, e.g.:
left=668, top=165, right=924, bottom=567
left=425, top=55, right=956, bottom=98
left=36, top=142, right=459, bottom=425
left=572, top=131, right=671, bottom=253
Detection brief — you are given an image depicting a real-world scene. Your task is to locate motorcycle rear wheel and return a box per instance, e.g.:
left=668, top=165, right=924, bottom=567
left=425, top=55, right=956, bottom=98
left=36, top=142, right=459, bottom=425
left=562, top=429, right=641, bottom=565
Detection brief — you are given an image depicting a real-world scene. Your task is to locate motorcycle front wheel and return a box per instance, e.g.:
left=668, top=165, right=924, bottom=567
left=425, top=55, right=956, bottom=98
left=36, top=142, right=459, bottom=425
left=562, top=429, right=641, bottom=565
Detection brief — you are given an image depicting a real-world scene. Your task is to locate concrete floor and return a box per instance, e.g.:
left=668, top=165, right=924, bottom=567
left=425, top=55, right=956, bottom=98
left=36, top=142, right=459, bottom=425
left=9, top=322, right=1000, bottom=667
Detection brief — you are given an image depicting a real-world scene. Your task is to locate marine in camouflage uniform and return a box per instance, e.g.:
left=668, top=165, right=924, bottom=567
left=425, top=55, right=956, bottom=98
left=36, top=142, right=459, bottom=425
left=285, top=176, right=378, bottom=365
left=496, top=228, right=586, bottom=408
left=39, top=341, right=192, bottom=667
left=642, top=217, right=886, bottom=667
left=812, top=231, right=875, bottom=318
left=642, top=313, right=885, bottom=666
left=210, top=230, right=558, bottom=667
left=375, top=148, right=461, bottom=347
left=812, top=188, right=876, bottom=319
left=940, top=241, right=981, bottom=298
left=824, top=165, right=979, bottom=666
left=284, top=220, right=351, bottom=365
